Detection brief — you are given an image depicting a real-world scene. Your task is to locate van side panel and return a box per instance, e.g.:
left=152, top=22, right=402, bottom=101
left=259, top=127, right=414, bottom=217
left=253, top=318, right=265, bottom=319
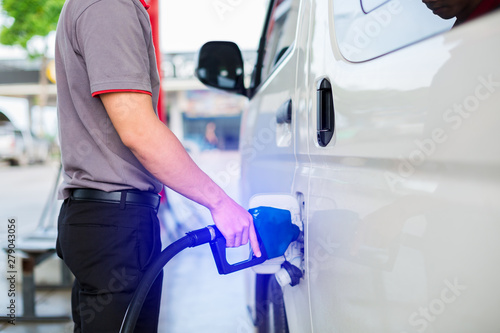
left=304, top=1, right=500, bottom=332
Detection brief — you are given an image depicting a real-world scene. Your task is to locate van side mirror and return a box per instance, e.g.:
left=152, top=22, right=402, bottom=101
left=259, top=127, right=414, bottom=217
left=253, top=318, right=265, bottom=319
left=195, top=41, right=247, bottom=96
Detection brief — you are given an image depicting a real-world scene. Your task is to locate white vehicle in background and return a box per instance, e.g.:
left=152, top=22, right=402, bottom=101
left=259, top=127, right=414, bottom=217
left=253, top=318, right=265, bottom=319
left=0, top=111, right=49, bottom=166
left=196, top=0, right=500, bottom=332
left=0, top=120, right=27, bottom=165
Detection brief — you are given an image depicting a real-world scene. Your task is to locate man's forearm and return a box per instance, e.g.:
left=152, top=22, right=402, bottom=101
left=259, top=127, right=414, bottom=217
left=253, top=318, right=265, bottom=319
left=130, top=116, right=228, bottom=211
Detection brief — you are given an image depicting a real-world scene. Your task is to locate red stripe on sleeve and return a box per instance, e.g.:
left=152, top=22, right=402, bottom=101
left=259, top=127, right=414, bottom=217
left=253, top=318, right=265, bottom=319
left=92, top=89, right=153, bottom=98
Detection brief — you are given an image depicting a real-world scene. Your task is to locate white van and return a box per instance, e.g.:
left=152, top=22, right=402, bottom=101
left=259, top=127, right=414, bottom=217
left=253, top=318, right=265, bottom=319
left=196, top=1, right=500, bottom=332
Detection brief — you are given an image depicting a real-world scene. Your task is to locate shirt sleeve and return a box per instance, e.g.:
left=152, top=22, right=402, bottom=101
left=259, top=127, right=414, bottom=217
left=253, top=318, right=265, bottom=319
left=75, top=0, right=153, bottom=97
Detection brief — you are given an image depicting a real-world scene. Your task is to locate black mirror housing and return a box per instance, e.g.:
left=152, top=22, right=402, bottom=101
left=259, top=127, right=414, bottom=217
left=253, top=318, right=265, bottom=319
left=195, top=41, right=247, bottom=96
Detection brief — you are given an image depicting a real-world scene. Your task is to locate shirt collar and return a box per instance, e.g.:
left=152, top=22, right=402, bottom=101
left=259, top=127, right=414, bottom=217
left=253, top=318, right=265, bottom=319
left=139, top=0, right=151, bottom=10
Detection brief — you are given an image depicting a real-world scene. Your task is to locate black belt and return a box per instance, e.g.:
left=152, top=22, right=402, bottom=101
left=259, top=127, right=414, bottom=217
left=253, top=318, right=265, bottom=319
left=71, top=188, right=160, bottom=211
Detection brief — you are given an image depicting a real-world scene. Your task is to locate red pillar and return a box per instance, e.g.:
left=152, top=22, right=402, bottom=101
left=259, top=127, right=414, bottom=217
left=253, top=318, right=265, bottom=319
left=148, top=0, right=166, bottom=124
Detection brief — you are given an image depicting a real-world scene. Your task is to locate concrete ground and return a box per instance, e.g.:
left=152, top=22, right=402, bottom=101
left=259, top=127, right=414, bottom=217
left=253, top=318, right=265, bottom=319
left=0, top=150, right=255, bottom=332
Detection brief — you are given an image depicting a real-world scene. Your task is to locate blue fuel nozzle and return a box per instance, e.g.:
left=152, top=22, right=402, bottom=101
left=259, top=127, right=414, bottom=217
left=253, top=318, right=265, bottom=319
left=210, top=206, right=301, bottom=275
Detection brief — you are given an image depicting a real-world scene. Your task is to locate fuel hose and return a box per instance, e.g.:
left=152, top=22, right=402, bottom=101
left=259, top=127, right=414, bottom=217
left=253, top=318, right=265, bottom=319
left=119, top=226, right=216, bottom=333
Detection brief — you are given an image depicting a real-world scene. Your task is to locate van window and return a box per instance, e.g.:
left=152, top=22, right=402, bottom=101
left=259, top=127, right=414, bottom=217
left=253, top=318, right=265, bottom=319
left=261, top=0, right=300, bottom=80
left=333, top=0, right=454, bottom=62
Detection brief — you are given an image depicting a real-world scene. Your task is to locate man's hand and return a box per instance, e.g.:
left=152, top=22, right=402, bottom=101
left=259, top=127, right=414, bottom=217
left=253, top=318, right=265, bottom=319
left=210, top=196, right=261, bottom=256
left=99, top=91, right=261, bottom=256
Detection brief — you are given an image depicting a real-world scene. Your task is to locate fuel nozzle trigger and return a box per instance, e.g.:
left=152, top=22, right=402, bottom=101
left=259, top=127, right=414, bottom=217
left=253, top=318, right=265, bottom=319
left=209, top=225, right=267, bottom=275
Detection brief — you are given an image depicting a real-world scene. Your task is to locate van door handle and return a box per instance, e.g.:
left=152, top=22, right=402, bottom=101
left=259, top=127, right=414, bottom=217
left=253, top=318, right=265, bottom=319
left=276, top=99, right=292, bottom=124
left=317, top=79, right=335, bottom=147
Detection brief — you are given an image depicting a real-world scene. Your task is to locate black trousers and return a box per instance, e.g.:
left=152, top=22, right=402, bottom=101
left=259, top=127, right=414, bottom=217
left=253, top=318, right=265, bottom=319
left=56, top=196, right=163, bottom=333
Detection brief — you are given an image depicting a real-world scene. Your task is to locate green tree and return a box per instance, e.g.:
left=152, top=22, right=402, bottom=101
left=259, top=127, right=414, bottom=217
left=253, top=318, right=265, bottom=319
left=1, top=0, right=63, bottom=53
left=0, top=0, right=64, bottom=134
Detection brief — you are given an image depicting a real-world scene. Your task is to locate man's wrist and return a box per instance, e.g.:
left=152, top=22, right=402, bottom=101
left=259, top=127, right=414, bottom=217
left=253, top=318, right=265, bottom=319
left=204, top=183, right=230, bottom=212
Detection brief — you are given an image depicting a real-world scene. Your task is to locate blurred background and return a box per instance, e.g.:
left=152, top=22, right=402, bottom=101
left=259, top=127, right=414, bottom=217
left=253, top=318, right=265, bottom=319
left=0, top=0, right=268, bottom=331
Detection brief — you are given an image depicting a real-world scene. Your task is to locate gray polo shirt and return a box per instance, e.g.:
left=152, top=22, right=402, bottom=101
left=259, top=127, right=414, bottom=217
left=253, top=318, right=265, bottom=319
left=55, top=0, right=162, bottom=199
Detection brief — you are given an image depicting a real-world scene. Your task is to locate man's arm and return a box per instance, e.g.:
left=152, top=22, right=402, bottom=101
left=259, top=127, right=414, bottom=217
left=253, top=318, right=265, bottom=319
left=100, top=91, right=261, bottom=255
